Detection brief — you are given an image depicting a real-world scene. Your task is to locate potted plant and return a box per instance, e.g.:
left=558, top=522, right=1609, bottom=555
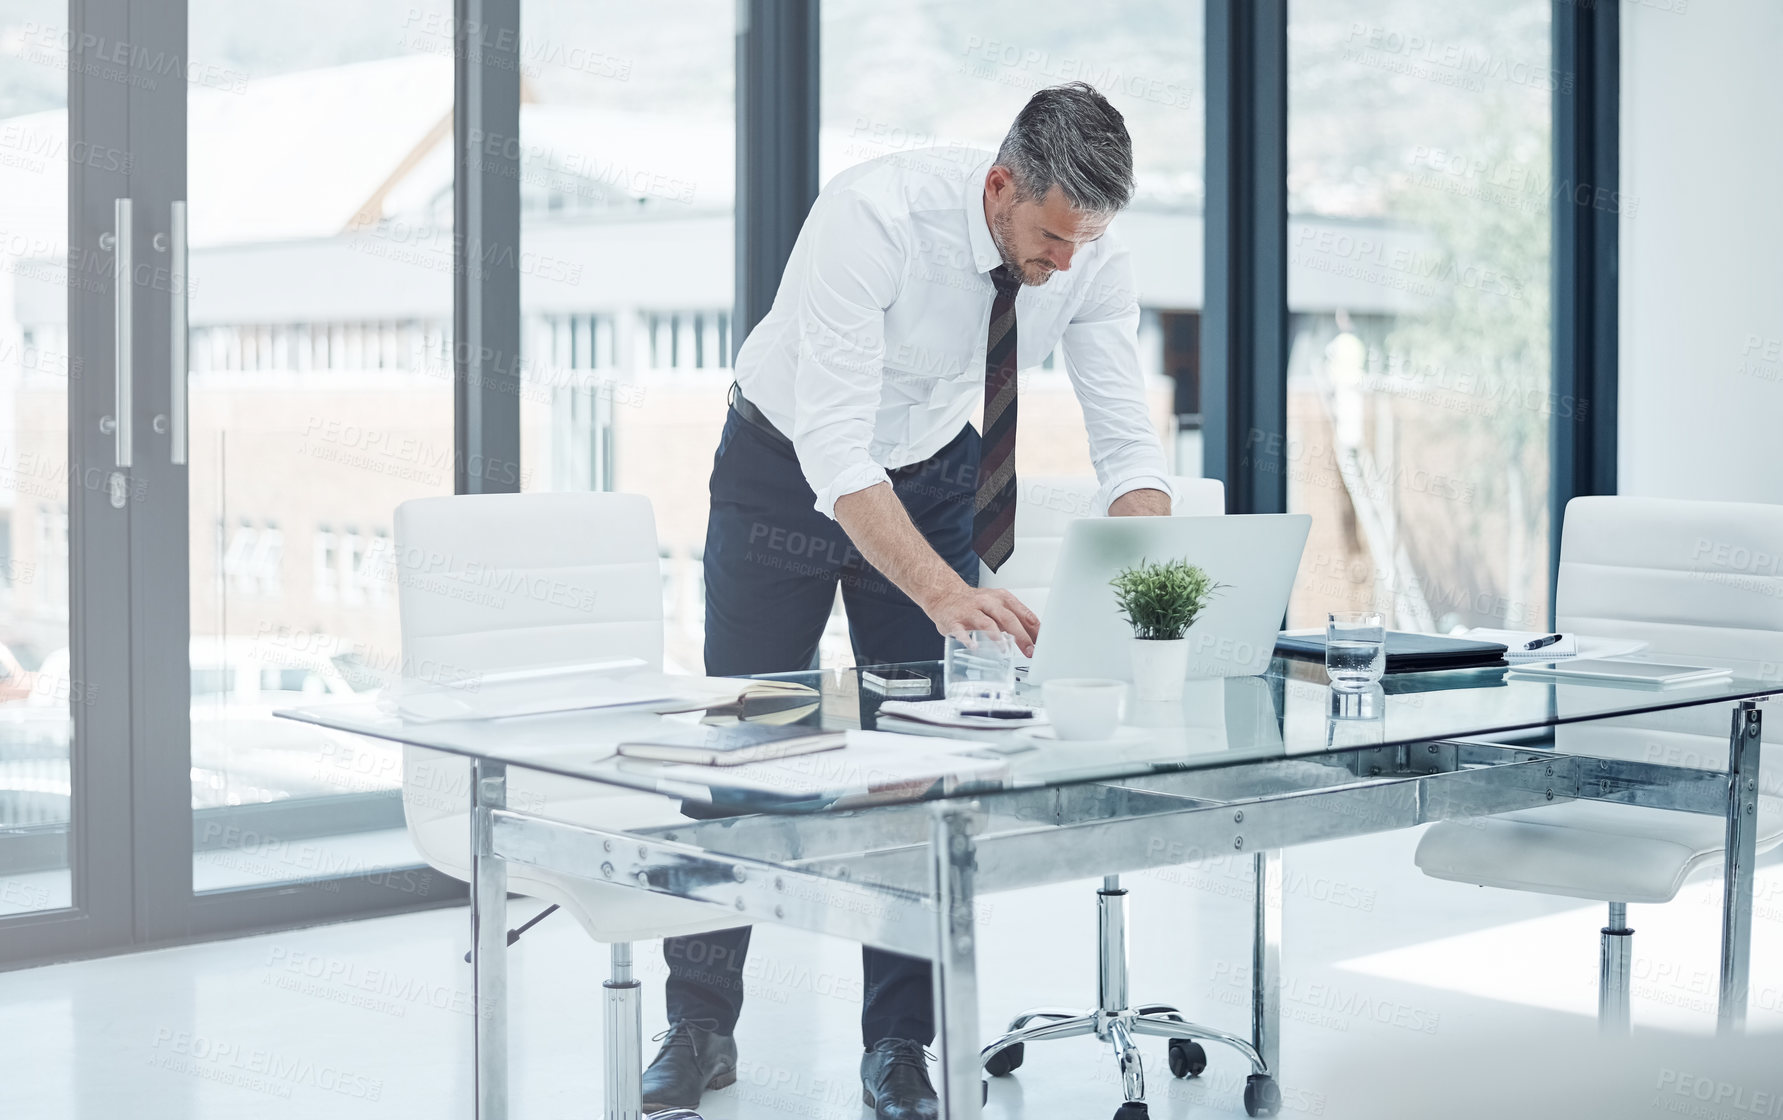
left=1109, top=558, right=1225, bottom=702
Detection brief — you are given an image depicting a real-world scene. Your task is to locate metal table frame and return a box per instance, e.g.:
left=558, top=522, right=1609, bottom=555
left=461, top=700, right=1767, bottom=1119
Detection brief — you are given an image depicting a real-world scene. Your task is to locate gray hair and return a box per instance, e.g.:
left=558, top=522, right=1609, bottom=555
left=994, top=82, right=1136, bottom=214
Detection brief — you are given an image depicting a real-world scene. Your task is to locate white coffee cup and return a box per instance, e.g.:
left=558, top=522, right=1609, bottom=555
left=1041, top=678, right=1128, bottom=741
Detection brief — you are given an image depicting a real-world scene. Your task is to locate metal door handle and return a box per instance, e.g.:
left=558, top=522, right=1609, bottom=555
left=170, top=200, right=187, bottom=465
left=111, top=197, right=133, bottom=468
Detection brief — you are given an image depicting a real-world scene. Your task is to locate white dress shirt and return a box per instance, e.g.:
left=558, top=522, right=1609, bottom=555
left=734, top=148, right=1173, bottom=520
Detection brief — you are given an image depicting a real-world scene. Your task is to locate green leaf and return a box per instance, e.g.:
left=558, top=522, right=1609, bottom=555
left=1108, top=557, right=1227, bottom=641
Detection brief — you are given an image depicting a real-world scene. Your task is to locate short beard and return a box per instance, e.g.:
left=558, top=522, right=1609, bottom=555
left=989, top=205, right=1051, bottom=286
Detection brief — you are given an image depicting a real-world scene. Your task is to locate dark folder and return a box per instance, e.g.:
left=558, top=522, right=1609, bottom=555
left=1273, top=631, right=1509, bottom=674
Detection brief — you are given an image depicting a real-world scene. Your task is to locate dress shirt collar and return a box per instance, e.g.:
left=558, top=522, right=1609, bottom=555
left=966, top=157, right=1003, bottom=276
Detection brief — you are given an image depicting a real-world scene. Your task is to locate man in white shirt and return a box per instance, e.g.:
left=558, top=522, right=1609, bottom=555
left=642, top=82, right=1172, bottom=1119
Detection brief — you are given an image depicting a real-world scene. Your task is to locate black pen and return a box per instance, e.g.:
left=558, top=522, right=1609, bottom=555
left=1523, top=633, right=1564, bottom=651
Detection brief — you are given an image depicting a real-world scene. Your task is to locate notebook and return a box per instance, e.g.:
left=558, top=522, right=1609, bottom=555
left=615, top=722, right=846, bottom=766
left=1461, top=629, right=1651, bottom=662
left=1274, top=630, right=1508, bottom=674
left=1462, top=628, right=1580, bottom=661
left=877, top=699, right=1049, bottom=730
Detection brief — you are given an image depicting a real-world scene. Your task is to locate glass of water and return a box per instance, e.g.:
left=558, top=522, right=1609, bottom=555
left=1326, top=612, right=1386, bottom=690
left=943, top=630, right=1018, bottom=703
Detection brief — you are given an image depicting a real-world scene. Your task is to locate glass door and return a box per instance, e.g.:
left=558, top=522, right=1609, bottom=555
left=0, top=0, right=138, bottom=962
left=0, top=0, right=76, bottom=923
left=2, top=0, right=467, bottom=965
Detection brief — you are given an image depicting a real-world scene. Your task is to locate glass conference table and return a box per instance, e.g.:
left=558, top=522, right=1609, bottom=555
left=282, top=656, right=1776, bottom=1120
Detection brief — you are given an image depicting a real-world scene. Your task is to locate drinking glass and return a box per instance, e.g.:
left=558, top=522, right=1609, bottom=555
left=1326, top=683, right=1385, bottom=748
left=1326, top=612, right=1386, bottom=690
left=943, top=631, right=1018, bottom=703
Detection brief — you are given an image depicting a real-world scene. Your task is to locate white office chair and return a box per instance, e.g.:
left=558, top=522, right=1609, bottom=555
left=1416, top=495, right=1783, bottom=1032
left=979, top=475, right=1238, bottom=1119
left=394, top=492, right=742, bottom=1113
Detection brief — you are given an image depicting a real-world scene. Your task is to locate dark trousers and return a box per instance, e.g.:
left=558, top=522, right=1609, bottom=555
left=666, top=406, right=980, bottom=1048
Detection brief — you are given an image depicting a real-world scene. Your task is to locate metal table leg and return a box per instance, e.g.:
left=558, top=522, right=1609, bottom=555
left=1249, top=848, right=1283, bottom=1114
left=472, top=759, right=509, bottom=1120
left=1719, top=702, right=1763, bottom=1035
left=931, top=803, right=984, bottom=1119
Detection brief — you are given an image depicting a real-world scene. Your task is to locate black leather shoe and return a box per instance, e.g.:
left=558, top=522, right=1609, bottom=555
left=860, top=1039, right=939, bottom=1120
left=640, top=1019, right=736, bottom=1112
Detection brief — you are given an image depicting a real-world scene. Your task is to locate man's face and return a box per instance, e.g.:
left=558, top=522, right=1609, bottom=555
left=983, top=164, right=1112, bottom=286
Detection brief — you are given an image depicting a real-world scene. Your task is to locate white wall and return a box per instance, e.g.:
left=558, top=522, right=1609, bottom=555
left=1619, top=0, right=1783, bottom=501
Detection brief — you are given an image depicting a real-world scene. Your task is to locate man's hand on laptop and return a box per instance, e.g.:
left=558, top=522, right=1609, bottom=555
left=833, top=482, right=1039, bottom=654
left=922, top=583, right=1040, bottom=656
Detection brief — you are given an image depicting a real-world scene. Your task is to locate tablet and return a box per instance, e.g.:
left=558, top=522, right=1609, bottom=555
left=1507, top=658, right=1733, bottom=688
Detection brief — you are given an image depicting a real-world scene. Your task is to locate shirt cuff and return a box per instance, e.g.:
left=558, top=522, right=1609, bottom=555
left=811, top=461, right=892, bottom=520
left=1096, top=475, right=1176, bottom=516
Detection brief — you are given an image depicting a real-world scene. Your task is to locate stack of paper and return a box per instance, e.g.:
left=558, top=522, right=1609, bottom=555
left=619, top=729, right=1011, bottom=801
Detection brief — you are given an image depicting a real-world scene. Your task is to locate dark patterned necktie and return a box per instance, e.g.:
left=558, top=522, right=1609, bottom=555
left=974, top=265, right=1021, bottom=572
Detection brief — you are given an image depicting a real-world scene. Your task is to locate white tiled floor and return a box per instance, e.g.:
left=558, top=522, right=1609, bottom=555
left=5, top=827, right=1783, bottom=1120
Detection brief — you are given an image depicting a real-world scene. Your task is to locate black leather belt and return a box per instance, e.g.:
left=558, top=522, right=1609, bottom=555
left=728, top=382, right=792, bottom=446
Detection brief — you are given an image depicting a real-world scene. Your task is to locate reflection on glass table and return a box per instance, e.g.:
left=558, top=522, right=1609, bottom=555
left=281, top=654, right=1777, bottom=1120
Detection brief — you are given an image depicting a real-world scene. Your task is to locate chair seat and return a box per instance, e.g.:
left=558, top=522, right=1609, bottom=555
left=1416, top=796, right=1783, bottom=904
left=409, top=773, right=743, bottom=944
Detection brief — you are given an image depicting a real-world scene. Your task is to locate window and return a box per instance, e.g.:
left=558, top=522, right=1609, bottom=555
left=340, top=529, right=366, bottom=606
left=361, top=531, right=392, bottom=604
left=190, top=667, right=234, bottom=700
left=253, top=526, right=285, bottom=599
left=1285, top=1, right=1554, bottom=632
left=517, top=0, right=737, bottom=676
left=644, top=311, right=731, bottom=371
left=33, top=502, right=67, bottom=608
left=313, top=528, right=338, bottom=604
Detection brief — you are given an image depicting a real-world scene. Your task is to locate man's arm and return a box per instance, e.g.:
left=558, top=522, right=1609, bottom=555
left=1059, top=242, right=1176, bottom=514
left=1109, top=488, right=1171, bottom=517
left=834, top=484, right=1041, bottom=655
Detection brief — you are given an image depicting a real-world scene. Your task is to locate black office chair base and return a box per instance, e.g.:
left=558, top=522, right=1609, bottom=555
left=1245, top=1074, right=1283, bottom=1117
left=979, top=878, right=1272, bottom=1117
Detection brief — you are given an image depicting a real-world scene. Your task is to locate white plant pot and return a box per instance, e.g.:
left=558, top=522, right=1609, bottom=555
left=1130, top=637, right=1190, bottom=703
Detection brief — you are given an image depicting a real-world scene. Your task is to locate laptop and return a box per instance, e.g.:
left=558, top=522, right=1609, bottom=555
left=1025, top=514, right=1312, bottom=683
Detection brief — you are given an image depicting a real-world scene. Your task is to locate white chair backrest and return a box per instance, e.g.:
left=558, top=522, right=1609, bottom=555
left=981, top=475, right=1224, bottom=621
left=1555, top=496, right=1783, bottom=782
left=393, top=491, right=665, bottom=681
left=1556, top=496, right=1783, bottom=665
left=390, top=491, right=741, bottom=943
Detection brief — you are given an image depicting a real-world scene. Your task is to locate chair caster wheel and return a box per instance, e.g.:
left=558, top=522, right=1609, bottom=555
left=1113, top=1102, right=1150, bottom=1120
left=1245, top=1074, right=1282, bottom=1117
left=1167, top=1037, right=1207, bottom=1078
left=983, top=1080, right=989, bottom=1106
left=984, top=1042, right=1024, bottom=1076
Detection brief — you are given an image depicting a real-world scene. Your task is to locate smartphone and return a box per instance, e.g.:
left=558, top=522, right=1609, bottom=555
left=861, top=668, right=933, bottom=696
